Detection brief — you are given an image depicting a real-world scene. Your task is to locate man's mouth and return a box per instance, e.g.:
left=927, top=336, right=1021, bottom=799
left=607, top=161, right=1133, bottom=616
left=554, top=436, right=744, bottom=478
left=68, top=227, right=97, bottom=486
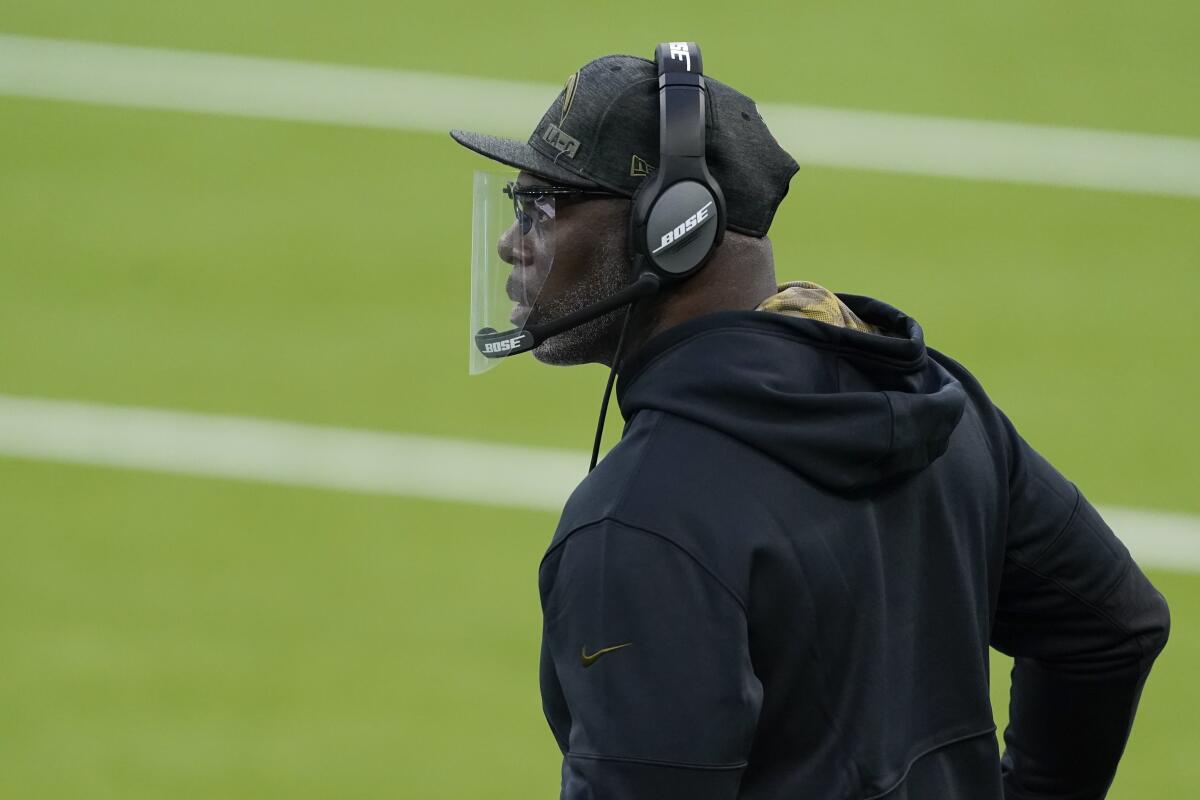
left=506, top=272, right=529, bottom=303
left=507, top=271, right=537, bottom=327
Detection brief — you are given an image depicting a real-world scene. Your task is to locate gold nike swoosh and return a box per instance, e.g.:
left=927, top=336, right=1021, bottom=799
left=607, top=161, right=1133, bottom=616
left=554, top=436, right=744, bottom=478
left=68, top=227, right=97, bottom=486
left=580, top=642, right=633, bottom=668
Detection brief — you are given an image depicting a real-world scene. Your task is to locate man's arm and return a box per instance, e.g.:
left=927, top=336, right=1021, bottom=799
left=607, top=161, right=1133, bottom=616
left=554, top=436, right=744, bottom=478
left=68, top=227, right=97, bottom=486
left=991, top=413, right=1170, bottom=799
left=539, top=518, right=762, bottom=800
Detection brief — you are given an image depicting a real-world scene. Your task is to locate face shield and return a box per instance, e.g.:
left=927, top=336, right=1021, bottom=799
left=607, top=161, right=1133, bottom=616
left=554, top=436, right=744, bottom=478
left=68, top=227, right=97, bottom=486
left=469, top=171, right=639, bottom=374
left=469, top=171, right=559, bottom=375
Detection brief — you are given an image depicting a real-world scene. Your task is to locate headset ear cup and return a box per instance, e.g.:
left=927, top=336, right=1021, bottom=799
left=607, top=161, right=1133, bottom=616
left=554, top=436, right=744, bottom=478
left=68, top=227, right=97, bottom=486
left=643, top=180, right=721, bottom=277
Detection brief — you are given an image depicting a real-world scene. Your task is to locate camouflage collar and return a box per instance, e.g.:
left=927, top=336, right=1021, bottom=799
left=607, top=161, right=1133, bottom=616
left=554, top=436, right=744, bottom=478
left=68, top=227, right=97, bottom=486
left=755, top=281, right=880, bottom=334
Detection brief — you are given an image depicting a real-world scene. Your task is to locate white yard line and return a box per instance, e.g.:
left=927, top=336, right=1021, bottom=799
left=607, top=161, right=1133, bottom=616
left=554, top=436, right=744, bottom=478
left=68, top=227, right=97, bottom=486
left=1, top=393, right=1198, bottom=574
left=0, top=393, right=583, bottom=513
left=2, top=33, right=1200, bottom=198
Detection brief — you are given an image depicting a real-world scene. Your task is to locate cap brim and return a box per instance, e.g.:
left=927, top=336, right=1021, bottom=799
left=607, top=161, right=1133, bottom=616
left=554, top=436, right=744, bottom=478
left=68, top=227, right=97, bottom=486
left=450, top=130, right=601, bottom=189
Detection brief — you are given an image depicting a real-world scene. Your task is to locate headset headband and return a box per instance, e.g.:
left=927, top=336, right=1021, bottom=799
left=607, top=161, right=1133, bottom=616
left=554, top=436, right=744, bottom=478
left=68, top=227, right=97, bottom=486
left=655, top=42, right=707, bottom=174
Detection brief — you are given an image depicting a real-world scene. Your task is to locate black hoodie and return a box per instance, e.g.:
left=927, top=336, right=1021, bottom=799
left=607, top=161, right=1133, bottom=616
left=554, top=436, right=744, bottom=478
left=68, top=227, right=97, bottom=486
left=537, top=295, right=1170, bottom=799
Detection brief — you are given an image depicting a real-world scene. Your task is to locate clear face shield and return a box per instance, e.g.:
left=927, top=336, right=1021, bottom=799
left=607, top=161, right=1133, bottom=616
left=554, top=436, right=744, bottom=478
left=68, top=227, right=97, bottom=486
left=468, top=171, right=558, bottom=375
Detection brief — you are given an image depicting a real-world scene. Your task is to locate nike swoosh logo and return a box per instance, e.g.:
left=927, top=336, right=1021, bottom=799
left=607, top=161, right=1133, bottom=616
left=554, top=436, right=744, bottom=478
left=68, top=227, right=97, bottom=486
left=580, top=642, right=633, bottom=668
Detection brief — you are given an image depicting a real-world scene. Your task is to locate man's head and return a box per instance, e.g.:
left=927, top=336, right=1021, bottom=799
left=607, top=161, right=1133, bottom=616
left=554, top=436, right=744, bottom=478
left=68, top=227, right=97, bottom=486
left=454, top=50, right=798, bottom=369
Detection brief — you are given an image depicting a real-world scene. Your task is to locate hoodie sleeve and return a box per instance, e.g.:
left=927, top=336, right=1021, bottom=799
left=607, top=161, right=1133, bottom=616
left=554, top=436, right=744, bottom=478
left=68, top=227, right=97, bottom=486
left=538, top=519, right=762, bottom=800
left=990, top=412, right=1170, bottom=799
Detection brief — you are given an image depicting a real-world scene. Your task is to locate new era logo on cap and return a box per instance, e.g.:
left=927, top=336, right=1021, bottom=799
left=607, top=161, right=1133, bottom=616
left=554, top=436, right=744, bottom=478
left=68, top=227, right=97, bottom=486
left=630, top=154, right=656, bottom=177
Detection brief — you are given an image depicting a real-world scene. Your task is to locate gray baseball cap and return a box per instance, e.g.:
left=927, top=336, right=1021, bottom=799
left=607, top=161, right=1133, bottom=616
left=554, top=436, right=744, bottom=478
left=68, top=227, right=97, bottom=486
left=450, top=54, right=799, bottom=237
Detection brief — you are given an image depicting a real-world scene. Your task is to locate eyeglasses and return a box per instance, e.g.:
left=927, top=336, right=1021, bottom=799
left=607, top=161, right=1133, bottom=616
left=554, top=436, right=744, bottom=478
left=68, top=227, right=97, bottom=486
left=504, top=181, right=623, bottom=235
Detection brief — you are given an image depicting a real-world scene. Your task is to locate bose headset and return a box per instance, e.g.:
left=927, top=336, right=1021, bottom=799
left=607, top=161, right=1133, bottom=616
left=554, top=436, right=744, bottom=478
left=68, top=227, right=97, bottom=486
left=630, top=41, right=726, bottom=286
left=475, top=41, right=726, bottom=471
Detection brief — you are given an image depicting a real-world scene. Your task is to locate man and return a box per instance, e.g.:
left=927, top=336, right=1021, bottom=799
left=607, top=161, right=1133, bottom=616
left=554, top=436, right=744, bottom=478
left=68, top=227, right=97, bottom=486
left=451, top=51, right=1170, bottom=799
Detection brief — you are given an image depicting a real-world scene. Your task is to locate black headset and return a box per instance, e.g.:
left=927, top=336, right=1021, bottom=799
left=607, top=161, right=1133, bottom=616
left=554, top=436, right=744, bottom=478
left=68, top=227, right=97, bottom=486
left=474, top=40, right=725, bottom=361
left=630, top=41, right=727, bottom=285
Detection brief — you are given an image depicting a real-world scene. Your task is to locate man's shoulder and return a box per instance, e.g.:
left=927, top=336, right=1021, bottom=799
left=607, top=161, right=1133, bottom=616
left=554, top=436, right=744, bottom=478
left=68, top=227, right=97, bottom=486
left=546, top=407, right=779, bottom=569
left=540, top=412, right=756, bottom=612
left=550, top=409, right=669, bottom=548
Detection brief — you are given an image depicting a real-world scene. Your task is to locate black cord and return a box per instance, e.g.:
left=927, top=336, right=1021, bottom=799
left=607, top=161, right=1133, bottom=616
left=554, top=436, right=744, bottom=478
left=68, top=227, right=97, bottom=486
left=589, top=302, right=637, bottom=473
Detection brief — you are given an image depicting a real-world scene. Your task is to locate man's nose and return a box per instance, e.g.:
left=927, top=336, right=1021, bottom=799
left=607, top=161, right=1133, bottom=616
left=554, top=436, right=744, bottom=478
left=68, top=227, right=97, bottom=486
left=497, top=221, right=519, bottom=265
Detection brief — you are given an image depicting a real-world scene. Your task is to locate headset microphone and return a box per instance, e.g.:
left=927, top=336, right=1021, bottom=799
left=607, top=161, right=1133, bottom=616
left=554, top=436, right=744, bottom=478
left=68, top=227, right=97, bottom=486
left=474, top=267, right=660, bottom=358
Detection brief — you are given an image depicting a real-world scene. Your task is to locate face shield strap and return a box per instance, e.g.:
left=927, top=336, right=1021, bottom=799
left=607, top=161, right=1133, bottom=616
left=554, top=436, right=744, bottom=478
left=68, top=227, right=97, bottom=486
left=473, top=267, right=661, bottom=360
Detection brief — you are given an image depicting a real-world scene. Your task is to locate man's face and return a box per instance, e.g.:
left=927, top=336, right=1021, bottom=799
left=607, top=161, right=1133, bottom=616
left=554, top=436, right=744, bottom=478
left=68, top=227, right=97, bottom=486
left=496, top=170, right=634, bottom=366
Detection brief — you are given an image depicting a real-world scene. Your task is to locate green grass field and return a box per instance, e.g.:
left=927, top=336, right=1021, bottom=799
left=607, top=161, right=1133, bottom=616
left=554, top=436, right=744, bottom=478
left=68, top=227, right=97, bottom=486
left=1, top=2, right=1197, bottom=797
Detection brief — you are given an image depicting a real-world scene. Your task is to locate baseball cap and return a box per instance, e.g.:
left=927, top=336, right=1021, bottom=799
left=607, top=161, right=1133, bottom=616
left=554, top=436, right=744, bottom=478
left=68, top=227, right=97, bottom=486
left=450, top=54, right=799, bottom=237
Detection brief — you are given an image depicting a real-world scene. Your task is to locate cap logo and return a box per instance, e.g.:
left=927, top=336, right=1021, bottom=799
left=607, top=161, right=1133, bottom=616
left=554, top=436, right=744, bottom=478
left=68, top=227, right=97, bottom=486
left=630, top=154, right=656, bottom=177
left=542, top=123, right=581, bottom=158
left=561, top=72, right=579, bottom=124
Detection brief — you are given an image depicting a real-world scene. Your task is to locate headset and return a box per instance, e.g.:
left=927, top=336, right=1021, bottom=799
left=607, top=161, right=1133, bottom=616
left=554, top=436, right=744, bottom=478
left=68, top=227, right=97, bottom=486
left=630, top=41, right=726, bottom=286
left=473, top=40, right=726, bottom=361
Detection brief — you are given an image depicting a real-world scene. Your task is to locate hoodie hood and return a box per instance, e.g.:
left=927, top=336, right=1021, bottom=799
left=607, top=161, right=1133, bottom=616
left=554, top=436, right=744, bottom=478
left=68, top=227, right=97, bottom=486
left=615, top=294, right=967, bottom=493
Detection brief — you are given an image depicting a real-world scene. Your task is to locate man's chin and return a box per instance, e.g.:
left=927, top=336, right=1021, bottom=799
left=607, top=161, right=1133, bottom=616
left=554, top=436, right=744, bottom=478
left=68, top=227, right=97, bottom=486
left=530, top=319, right=625, bottom=368
left=530, top=340, right=593, bottom=367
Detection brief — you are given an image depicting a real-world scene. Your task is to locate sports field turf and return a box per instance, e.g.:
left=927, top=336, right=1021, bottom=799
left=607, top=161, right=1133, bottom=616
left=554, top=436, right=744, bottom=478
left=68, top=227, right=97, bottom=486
left=1, top=2, right=1197, bottom=796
